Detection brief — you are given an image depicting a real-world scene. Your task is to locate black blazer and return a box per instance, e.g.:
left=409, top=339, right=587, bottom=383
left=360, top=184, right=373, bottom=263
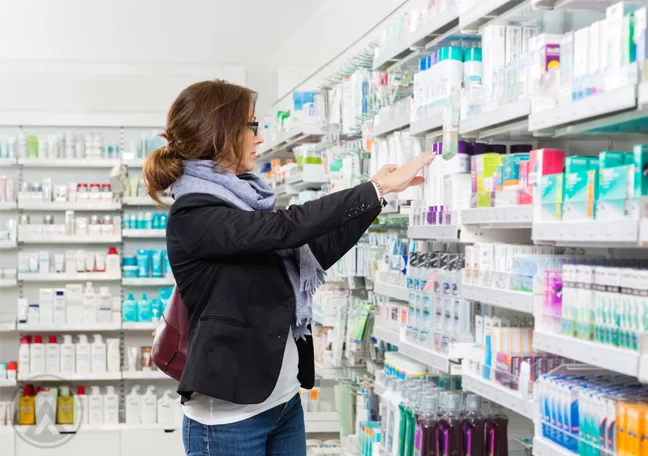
left=166, top=181, right=383, bottom=404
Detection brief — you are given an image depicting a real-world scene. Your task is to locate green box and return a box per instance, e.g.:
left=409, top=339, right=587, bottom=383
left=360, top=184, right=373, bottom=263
left=597, top=165, right=634, bottom=219
left=565, top=156, right=599, bottom=173
left=502, top=153, right=529, bottom=187
left=599, top=151, right=631, bottom=169
left=563, top=170, right=597, bottom=220
left=538, top=173, right=564, bottom=220
left=633, top=144, right=648, bottom=196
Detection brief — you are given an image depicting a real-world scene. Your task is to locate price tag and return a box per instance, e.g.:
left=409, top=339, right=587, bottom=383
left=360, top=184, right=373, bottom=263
left=423, top=272, right=437, bottom=292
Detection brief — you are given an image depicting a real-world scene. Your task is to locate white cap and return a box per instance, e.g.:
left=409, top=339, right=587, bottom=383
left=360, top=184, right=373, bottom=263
left=90, top=386, right=101, bottom=395
left=92, top=334, right=103, bottom=343
left=78, top=335, right=88, bottom=344
left=130, top=385, right=141, bottom=395
left=146, top=386, right=156, bottom=394
left=105, top=385, right=116, bottom=395
left=99, top=287, right=110, bottom=296
left=62, top=334, right=73, bottom=344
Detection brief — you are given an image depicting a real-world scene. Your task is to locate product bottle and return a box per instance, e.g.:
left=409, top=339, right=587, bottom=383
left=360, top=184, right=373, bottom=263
left=126, top=385, right=142, bottom=424
left=91, top=334, right=106, bottom=372
left=380, top=377, right=394, bottom=453
left=82, top=282, right=97, bottom=323
left=435, top=392, right=462, bottom=456
left=18, top=384, right=36, bottom=425
left=45, top=335, right=60, bottom=373
left=53, top=289, right=66, bottom=324
left=106, top=338, right=121, bottom=372
left=97, top=287, right=112, bottom=323
left=18, top=335, right=31, bottom=376
left=388, top=379, right=405, bottom=456
left=461, top=394, right=486, bottom=456
left=57, top=386, right=74, bottom=425
left=402, top=386, right=420, bottom=456
left=88, top=386, right=103, bottom=425
left=74, top=386, right=88, bottom=425
left=151, top=298, right=163, bottom=322
left=30, top=335, right=45, bottom=374
left=103, top=385, right=119, bottom=425
left=76, top=335, right=91, bottom=373
left=105, top=247, right=120, bottom=275
left=60, top=334, right=76, bottom=373
left=35, top=386, right=57, bottom=426
left=122, top=293, right=138, bottom=322
left=485, top=404, right=509, bottom=456
left=414, top=394, right=440, bottom=456
left=111, top=296, right=122, bottom=323
left=157, top=390, right=175, bottom=426
left=141, top=385, right=157, bottom=424
left=138, top=293, right=152, bottom=322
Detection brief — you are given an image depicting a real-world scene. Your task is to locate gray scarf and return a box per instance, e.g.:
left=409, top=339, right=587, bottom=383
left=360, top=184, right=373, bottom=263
left=171, top=160, right=324, bottom=340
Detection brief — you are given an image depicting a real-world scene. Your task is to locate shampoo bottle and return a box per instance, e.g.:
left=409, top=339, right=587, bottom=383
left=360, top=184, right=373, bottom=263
left=103, top=385, right=119, bottom=425
left=76, top=335, right=91, bottom=373
left=18, top=384, right=36, bottom=425
left=53, top=289, right=66, bottom=324
left=105, top=247, right=120, bottom=275
left=141, top=385, right=157, bottom=424
left=126, top=385, right=142, bottom=424
left=30, top=335, right=45, bottom=374
left=88, top=386, right=103, bottom=425
left=18, top=335, right=31, bottom=376
left=106, top=338, right=120, bottom=372
left=157, top=390, right=175, bottom=426
left=35, top=387, right=57, bottom=426
left=97, top=287, right=112, bottom=323
left=74, top=386, right=88, bottom=425
left=122, top=293, right=138, bottom=322
left=151, top=298, right=163, bottom=322
left=91, top=334, right=106, bottom=372
left=138, top=293, right=152, bottom=322
left=57, top=386, right=74, bottom=425
left=45, top=335, right=60, bottom=373
left=82, top=282, right=97, bottom=323
left=60, top=334, right=76, bottom=373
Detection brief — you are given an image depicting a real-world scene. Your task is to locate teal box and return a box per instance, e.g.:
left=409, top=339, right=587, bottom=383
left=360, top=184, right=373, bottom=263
left=597, top=165, right=634, bottom=219
left=538, top=173, right=564, bottom=220
left=599, top=151, right=631, bottom=169
left=502, top=153, right=529, bottom=187
left=565, top=156, right=599, bottom=173
left=633, top=144, right=648, bottom=196
left=563, top=170, right=597, bottom=220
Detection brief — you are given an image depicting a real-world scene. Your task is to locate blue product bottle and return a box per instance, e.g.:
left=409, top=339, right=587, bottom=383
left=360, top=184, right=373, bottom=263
left=136, top=212, right=146, bottom=229
left=122, top=294, right=138, bottom=322
left=162, top=250, right=172, bottom=277
left=159, top=287, right=172, bottom=313
left=159, top=213, right=168, bottom=229
left=138, top=293, right=152, bottom=322
left=150, top=250, right=162, bottom=278
left=152, top=213, right=161, bottom=230
left=151, top=298, right=163, bottom=321
left=136, top=250, right=150, bottom=278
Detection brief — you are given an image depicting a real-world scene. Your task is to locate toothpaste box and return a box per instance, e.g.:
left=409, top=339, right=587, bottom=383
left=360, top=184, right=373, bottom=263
left=563, top=169, right=598, bottom=220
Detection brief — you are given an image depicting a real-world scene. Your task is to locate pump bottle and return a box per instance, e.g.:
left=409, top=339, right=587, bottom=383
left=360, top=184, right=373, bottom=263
left=91, top=334, right=106, bottom=372
left=60, top=334, right=76, bottom=373
left=76, top=335, right=91, bottom=373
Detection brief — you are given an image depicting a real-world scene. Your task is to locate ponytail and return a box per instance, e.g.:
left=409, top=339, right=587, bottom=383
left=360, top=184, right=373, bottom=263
left=143, top=146, right=183, bottom=207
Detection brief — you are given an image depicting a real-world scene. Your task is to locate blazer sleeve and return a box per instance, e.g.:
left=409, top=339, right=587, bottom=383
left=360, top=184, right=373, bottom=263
left=171, top=182, right=382, bottom=258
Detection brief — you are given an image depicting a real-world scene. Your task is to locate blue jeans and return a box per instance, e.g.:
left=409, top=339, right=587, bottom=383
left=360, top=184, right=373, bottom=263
left=182, top=394, right=306, bottom=455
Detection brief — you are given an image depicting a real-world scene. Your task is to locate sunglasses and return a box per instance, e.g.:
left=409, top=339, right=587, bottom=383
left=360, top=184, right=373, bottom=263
left=247, top=122, right=259, bottom=136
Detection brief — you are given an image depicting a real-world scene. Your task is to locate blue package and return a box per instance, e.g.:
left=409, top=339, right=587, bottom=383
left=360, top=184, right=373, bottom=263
left=136, top=250, right=150, bottom=278
left=150, top=250, right=162, bottom=278
left=162, top=250, right=172, bottom=277
left=152, top=213, right=161, bottom=230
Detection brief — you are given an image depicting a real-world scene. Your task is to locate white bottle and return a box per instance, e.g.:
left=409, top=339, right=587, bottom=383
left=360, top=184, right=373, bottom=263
left=45, top=335, right=60, bottom=373
left=30, top=335, right=45, bottom=374
left=74, top=386, right=89, bottom=425
left=157, top=390, right=175, bottom=426
left=60, top=334, right=76, bottom=373
left=97, top=287, right=112, bottom=323
left=82, top=282, right=97, bottom=323
left=105, top=248, right=120, bottom=275
left=39, top=288, right=54, bottom=324
left=53, top=289, right=66, bottom=324
left=76, top=335, right=91, bottom=373
left=88, top=386, right=103, bottom=425
left=65, top=284, right=83, bottom=324
left=106, top=338, right=120, bottom=372
left=18, top=335, right=31, bottom=376
left=103, top=385, right=119, bottom=425
left=126, top=385, right=142, bottom=424
left=91, top=334, right=106, bottom=373
left=141, top=385, right=157, bottom=425
left=111, top=297, right=121, bottom=323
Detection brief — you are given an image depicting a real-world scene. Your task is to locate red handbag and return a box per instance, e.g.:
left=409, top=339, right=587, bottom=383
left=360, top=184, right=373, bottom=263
left=152, top=286, right=189, bottom=381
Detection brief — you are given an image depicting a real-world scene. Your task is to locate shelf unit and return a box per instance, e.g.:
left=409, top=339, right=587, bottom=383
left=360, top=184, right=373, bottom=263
left=122, top=229, right=165, bottom=238
left=122, top=370, right=171, bottom=380
left=123, top=196, right=173, bottom=206
left=122, top=322, right=158, bottom=331
left=407, top=224, right=459, bottom=241
left=19, top=273, right=122, bottom=282
left=17, top=158, right=120, bottom=168
left=461, top=284, right=534, bottom=313
left=18, top=322, right=122, bottom=332
left=461, top=370, right=534, bottom=419
left=18, top=201, right=122, bottom=211
left=373, top=113, right=410, bottom=138
left=18, top=233, right=122, bottom=244
left=257, top=125, right=327, bottom=158
left=0, top=239, right=17, bottom=249
left=0, top=279, right=17, bottom=288
left=122, top=277, right=175, bottom=286
left=532, top=437, right=574, bottom=456
left=0, top=379, right=17, bottom=388
left=372, top=282, right=410, bottom=301
left=18, top=372, right=123, bottom=381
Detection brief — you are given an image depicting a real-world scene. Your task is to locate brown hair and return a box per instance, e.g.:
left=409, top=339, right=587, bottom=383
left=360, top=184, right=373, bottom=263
left=143, top=80, right=257, bottom=206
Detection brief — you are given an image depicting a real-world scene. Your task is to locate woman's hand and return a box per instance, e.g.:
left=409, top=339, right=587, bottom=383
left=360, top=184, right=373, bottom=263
left=372, top=152, right=435, bottom=195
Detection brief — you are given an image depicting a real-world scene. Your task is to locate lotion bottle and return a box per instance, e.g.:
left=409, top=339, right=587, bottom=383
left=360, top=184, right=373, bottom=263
left=97, top=287, right=112, bottom=323
left=76, top=335, right=91, bottom=373
left=60, top=334, right=76, bottom=373
left=141, top=385, right=157, bottom=424
left=106, top=247, right=120, bottom=275
left=57, top=386, right=74, bottom=425
left=53, top=289, right=66, bottom=324
left=30, top=335, right=45, bottom=374
left=45, top=335, right=60, bottom=373
left=138, top=293, right=152, bottom=322
left=82, top=282, right=97, bottom=323
left=18, top=336, right=31, bottom=376
left=88, top=386, right=103, bottom=425
left=103, top=385, right=119, bottom=425
left=106, top=338, right=120, bottom=372
left=157, top=390, right=175, bottom=426
left=91, top=334, right=106, bottom=372
left=126, top=385, right=142, bottom=424
left=74, top=386, right=88, bottom=425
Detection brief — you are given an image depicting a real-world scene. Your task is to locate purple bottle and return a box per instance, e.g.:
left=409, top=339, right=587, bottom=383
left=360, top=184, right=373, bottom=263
left=413, top=394, right=440, bottom=456
left=484, top=404, right=509, bottom=456
left=461, top=394, right=485, bottom=456
left=434, top=393, right=462, bottom=456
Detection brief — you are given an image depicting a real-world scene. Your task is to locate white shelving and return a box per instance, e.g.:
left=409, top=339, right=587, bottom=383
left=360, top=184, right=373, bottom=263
left=372, top=325, right=401, bottom=346
left=285, top=172, right=330, bottom=190
left=312, top=310, right=337, bottom=327
left=407, top=224, right=459, bottom=241
left=0, top=379, right=17, bottom=388
left=123, top=196, right=173, bottom=206
left=304, top=412, right=341, bottom=433
left=122, top=322, right=158, bottom=331
left=460, top=206, right=533, bottom=227
left=408, top=5, right=459, bottom=47
left=19, top=272, right=121, bottom=282
left=18, top=158, right=120, bottom=168
left=461, top=369, right=534, bottom=419
left=122, top=370, right=172, bottom=380
left=533, top=219, right=645, bottom=247
left=459, top=100, right=530, bottom=138
left=0, top=158, right=16, bottom=167
left=122, top=277, right=175, bottom=286
left=0, top=278, right=17, bottom=288
left=409, top=111, right=444, bottom=137
left=532, top=437, right=575, bottom=456
left=372, top=37, right=411, bottom=71
left=372, top=282, right=410, bottom=301
left=18, top=233, right=122, bottom=244
left=374, top=113, right=410, bottom=137
left=18, top=322, right=122, bottom=332
left=257, top=125, right=327, bottom=157
left=18, top=372, right=123, bottom=381
left=122, top=158, right=146, bottom=168
left=462, top=284, right=534, bottom=313
left=0, top=239, right=17, bottom=249
left=0, top=322, right=16, bottom=332
left=122, top=229, right=166, bottom=238
left=0, top=201, right=17, bottom=211
left=19, top=201, right=121, bottom=211
left=459, top=0, right=528, bottom=31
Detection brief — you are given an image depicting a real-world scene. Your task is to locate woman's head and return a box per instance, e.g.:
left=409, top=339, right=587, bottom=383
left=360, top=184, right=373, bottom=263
left=143, top=80, right=263, bottom=205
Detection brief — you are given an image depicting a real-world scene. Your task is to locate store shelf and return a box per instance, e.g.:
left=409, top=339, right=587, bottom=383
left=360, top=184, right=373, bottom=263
left=0, top=201, right=17, bottom=211
left=459, top=100, right=530, bottom=138
left=0, top=322, right=16, bottom=332
left=528, top=85, right=638, bottom=133
left=257, top=125, right=327, bottom=157
left=410, top=111, right=444, bottom=137
left=19, top=201, right=121, bottom=211
left=532, top=436, right=575, bottom=456
left=373, top=282, right=410, bottom=301
left=123, top=196, right=173, bottom=206
left=533, top=331, right=640, bottom=379
left=285, top=172, right=330, bottom=189
left=18, top=322, right=122, bottom=332
left=19, top=233, right=122, bottom=244
left=122, top=370, right=172, bottom=380
left=122, top=277, right=175, bottom=286
left=18, top=372, right=123, bottom=381
left=304, top=412, right=341, bottom=433
left=407, top=224, right=459, bottom=241
left=373, top=37, right=412, bottom=71
left=461, top=370, right=534, bottom=419
left=460, top=206, right=533, bottom=227
left=374, top=112, right=410, bottom=137
left=18, top=158, right=120, bottom=168
left=408, top=5, right=459, bottom=48
left=0, top=278, right=17, bottom=288
left=0, top=239, right=17, bottom=249
left=373, top=325, right=401, bottom=347
left=398, top=338, right=465, bottom=375
left=122, top=322, right=158, bottom=331
left=533, top=219, right=644, bottom=247
left=19, top=272, right=121, bottom=282
left=0, top=158, right=17, bottom=167
left=459, top=0, right=528, bottom=31
left=122, top=158, right=146, bottom=168
left=122, top=229, right=166, bottom=238
left=312, top=310, right=337, bottom=327
left=0, top=379, right=16, bottom=387
left=462, top=284, right=534, bottom=313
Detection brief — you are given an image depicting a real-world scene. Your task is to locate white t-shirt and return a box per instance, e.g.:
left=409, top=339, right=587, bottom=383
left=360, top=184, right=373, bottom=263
left=182, top=327, right=300, bottom=425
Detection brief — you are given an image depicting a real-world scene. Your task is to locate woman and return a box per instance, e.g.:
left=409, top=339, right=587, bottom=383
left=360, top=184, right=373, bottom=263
left=143, top=79, right=433, bottom=456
